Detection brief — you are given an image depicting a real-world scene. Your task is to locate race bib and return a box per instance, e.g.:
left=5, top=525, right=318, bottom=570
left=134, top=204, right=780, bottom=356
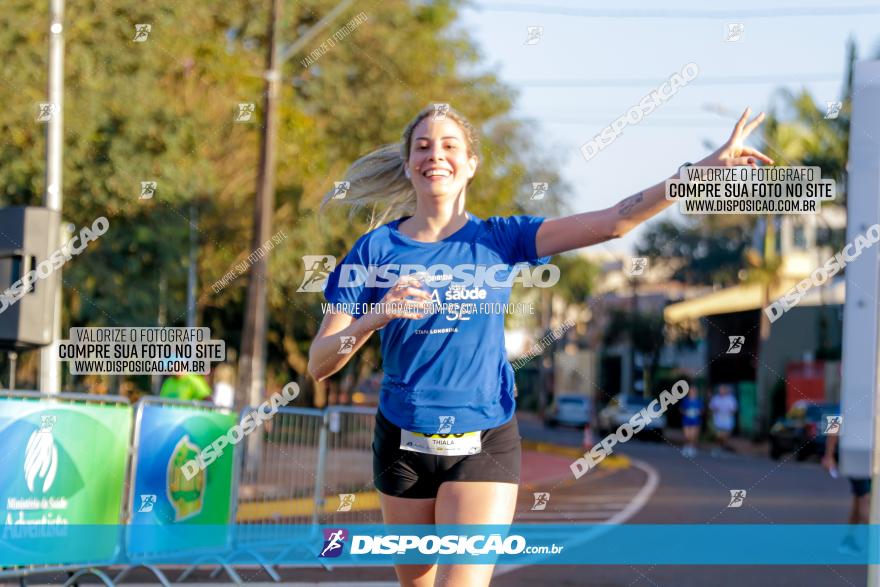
left=400, top=429, right=482, bottom=456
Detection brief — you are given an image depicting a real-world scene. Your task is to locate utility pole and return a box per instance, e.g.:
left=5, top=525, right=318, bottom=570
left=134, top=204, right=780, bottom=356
left=629, top=271, right=639, bottom=398
left=184, top=60, right=198, bottom=331
left=236, top=0, right=356, bottom=410
left=187, top=205, right=197, bottom=328
left=538, top=288, right=551, bottom=417
left=236, top=0, right=282, bottom=410
left=39, top=0, right=65, bottom=394
left=755, top=216, right=777, bottom=437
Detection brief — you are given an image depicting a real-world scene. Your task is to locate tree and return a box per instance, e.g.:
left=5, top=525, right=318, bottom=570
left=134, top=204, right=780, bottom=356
left=636, top=218, right=753, bottom=287
left=635, top=37, right=860, bottom=434
left=0, top=0, right=574, bottom=395
left=602, top=308, right=666, bottom=397
left=743, top=37, right=859, bottom=434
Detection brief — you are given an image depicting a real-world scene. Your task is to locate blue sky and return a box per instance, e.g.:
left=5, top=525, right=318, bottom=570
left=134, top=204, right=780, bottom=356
left=459, top=1, right=880, bottom=252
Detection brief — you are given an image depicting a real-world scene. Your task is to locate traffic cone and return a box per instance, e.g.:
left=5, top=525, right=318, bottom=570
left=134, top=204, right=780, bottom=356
left=582, top=421, right=594, bottom=450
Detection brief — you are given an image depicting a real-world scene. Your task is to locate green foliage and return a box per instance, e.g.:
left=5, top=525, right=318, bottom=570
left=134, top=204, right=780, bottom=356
left=0, top=0, right=572, bottom=389
left=636, top=38, right=857, bottom=287
left=550, top=254, right=598, bottom=304
left=602, top=308, right=667, bottom=395
left=636, top=218, right=752, bottom=287
left=602, top=309, right=666, bottom=358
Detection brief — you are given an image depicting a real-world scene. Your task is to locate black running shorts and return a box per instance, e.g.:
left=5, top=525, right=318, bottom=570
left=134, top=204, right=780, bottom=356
left=372, top=408, right=521, bottom=499
left=850, top=477, right=872, bottom=497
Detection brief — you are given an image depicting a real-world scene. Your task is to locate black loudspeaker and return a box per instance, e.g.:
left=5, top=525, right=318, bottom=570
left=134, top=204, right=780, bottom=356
left=0, top=207, right=62, bottom=349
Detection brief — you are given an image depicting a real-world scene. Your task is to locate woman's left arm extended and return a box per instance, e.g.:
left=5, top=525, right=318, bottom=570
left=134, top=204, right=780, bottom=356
left=535, top=107, right=774, bottom=258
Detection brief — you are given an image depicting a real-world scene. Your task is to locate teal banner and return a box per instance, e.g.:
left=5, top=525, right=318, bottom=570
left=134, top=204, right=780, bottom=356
left=127, top=400, right=237, bottom=558
left=0, top=395, right=131, bottom=566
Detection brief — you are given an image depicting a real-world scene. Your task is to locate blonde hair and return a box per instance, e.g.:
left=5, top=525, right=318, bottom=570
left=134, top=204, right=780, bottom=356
left=320, top=104, right=481, bottom=231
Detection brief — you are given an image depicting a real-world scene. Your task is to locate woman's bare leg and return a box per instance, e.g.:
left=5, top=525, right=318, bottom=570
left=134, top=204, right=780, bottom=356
left=432, top=481, right=518, bottom=587
left=379, top=492, right=438, bottom=587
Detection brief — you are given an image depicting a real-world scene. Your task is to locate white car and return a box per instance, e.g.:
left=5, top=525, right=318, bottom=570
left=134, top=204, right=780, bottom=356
left=597, top=394, right=666, bottom=437
left=545, top=394, right=591, bottom=427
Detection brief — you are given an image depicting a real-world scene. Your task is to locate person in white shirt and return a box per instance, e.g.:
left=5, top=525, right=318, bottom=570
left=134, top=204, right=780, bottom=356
left=709, top=384, right=738, bottom=454
left=212, top=363, right=235, bottom=409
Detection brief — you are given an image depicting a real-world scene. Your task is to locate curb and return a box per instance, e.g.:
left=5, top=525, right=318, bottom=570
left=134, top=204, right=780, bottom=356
left=237, top=491, right=381, bottom=521
left=520, top=439, right=631, bottom=469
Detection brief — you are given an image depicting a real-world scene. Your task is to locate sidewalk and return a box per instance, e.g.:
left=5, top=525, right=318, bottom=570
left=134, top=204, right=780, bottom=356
left=520, top=449, right=579, bottom=489
left=516, top=410, right=631, bottom=474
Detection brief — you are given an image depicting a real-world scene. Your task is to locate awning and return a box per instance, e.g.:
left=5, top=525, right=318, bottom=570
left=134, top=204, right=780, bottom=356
left=664, top=277, right=845, bottom=323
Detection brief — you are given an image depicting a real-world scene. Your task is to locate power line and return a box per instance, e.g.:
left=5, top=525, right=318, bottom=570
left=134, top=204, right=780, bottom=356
left=471, top=3, right=880, bottom=19
left=510, top=73, right=842, bottom=87
left=538, top=119, right=731, bottom=127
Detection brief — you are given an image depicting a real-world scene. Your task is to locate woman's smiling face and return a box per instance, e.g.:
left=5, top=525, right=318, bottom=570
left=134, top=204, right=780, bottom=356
left=405, top=117, right=478, bottom=200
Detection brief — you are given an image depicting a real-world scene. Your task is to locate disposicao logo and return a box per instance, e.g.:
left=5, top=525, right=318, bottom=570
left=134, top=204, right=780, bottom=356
left=320, top=528, right=348, bottom=558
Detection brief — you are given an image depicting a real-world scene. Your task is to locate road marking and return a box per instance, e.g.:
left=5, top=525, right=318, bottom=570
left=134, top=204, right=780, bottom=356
left=560, top=495, right=639, bottom=503
left=603, top=459, right=659, bottom=525
left=517, top=511, right=624, bottom=520
left=496, top=458, right=659, bottom=577
left=227, top=442, right=650, bottom=583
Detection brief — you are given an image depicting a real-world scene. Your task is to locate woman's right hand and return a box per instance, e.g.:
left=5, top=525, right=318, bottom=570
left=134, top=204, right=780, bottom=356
left=821, top=453, right=836, bottom=473
left=365, top=274, right=434, bottom=330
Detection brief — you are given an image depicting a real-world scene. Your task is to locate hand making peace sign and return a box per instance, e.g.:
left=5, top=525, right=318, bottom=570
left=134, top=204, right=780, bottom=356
left=699, top=107, right=775, bottom=168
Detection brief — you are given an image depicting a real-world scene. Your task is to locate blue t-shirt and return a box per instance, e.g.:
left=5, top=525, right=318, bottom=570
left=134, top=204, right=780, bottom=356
left=322, top=212, right=551, bottom=433
left=681, top=397, right=702, bottom=424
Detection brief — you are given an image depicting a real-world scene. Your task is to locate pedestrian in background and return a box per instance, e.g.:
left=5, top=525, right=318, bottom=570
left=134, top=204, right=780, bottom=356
left=822, top=432, right=871, bottom=555
left=680, top=385, right=703, bottom=458
left=709, top=383, right=738, bottom=456
left=212, top=363, right=235, bottom=408
left=160, top=369, right=212, bottom=401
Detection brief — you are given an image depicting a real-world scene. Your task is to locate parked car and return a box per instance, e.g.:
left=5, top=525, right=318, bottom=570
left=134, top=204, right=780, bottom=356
left=545, top=394, right=591, bottom=427
left=597, top=394, right=666, bottom=438
left=769, top=401, right=840, bottom=460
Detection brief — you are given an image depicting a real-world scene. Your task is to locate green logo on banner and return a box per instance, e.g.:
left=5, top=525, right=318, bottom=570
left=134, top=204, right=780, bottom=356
left=24, top=416, right=59, bottom=493
left=166, top=435, right=204, bottom=521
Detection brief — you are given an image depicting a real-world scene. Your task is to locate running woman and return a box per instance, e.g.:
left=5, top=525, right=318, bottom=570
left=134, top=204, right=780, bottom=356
left=308, top=104, right=770, bottom=587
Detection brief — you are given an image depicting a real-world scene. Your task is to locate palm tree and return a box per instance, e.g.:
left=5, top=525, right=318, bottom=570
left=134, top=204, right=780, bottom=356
left=746, top=38, right=855, bottom=435
left=743, top=216, right=782, bottom=436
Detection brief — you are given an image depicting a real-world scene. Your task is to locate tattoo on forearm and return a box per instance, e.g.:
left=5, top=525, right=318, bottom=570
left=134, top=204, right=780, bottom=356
left=618, top=192, right=644, bottom=217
